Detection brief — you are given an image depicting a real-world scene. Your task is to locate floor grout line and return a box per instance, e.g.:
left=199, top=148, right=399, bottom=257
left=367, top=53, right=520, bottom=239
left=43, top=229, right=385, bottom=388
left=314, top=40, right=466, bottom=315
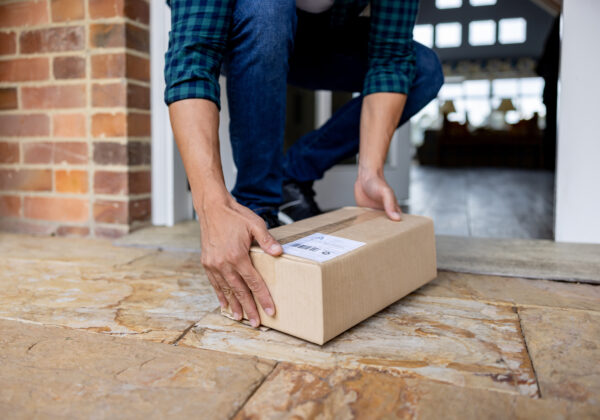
left=516, top=306, right=542, bottom=399
left=229, top=361, right=279, bottom=419
left=171, top=322, right=197, bottom=346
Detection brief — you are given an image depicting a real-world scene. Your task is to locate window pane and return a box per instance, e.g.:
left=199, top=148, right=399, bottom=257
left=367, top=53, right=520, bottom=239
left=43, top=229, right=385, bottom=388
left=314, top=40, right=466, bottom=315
left=492, top=78, right=519, bottom=97
left=436, top=0, right=462, bottom=9
left=520, top=77, right=545, bottom=96
left=470, top=0, right=497, bottom=6
left=465, top=98, right=491, bottom=126
left=439, top=83, right=463, bottom=99
left=436, top=22, right=462, bottom=48
left=469, top=20, right=496, bottom=46
left=499, top=18, right=527, bottom=44
left=414, top=24, right=434, bottom=48
left=464, top=79, right=490, bottom=96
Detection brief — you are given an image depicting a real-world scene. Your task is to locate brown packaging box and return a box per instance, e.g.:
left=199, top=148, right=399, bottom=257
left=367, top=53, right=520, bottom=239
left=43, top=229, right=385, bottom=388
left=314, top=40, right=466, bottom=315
left=230, top=206, right=437, bottom=345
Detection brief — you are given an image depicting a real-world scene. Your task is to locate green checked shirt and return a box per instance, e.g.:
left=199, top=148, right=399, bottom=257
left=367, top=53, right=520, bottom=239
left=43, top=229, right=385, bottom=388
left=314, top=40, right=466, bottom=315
left=164, top=0, right=419, bottom=109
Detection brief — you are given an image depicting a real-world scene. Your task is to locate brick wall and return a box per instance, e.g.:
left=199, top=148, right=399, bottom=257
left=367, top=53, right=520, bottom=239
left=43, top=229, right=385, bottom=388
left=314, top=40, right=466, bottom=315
left=0, top=0, right=151, bottom=238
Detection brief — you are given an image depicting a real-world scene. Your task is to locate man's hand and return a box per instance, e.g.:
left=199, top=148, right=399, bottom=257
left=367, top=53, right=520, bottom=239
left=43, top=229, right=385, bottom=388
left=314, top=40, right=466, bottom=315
left=199, top=196, right=282, bottom=327
left=354, top=170, right=402, bottom=221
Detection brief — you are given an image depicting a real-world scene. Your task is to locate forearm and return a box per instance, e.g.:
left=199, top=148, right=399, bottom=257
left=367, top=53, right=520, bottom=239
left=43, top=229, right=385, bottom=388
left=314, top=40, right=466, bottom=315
left=168, top=99, right=231, bottom=213
left=358, top=92, right=407, bottom=177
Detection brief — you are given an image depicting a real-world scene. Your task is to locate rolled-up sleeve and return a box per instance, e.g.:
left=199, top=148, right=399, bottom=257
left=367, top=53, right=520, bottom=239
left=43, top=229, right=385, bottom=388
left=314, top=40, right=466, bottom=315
left=164, top=0, right=235, bottom=108
left=362, top=0, right=419, bottom=97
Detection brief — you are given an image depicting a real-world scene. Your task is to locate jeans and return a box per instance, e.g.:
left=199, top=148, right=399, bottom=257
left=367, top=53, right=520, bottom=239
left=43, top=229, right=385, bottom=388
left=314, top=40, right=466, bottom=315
left=223, top=0, right=444, bottom=215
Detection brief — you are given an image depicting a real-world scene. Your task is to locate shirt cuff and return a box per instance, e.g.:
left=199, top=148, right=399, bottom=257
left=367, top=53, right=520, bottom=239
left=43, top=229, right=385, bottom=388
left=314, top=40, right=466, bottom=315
left=164, top=78, right=221, bottom=109
left=362, top=64, right=415, bottom=97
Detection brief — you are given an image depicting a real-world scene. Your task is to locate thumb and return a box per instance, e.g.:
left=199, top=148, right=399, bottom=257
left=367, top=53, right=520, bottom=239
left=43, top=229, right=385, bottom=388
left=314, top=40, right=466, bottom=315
left=251, top=223, right=283, bottom=256
left=382, top=188, right=402, bottom=221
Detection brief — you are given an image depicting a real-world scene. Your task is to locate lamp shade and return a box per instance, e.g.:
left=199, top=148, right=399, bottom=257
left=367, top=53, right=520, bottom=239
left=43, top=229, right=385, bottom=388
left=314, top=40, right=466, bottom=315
left=497, top=98, right=516, bottom=112
left=440, top=100, right=456, bottom=114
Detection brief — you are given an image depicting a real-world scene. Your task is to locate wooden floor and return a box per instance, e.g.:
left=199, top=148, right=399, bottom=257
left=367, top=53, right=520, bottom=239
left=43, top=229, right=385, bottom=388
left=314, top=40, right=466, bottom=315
left=406, top=165, right=555, bottom=240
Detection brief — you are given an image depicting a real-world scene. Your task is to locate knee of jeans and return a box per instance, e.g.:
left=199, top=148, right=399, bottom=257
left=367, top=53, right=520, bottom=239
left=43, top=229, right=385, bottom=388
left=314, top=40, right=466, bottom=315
left=233, top=0, right=297, bottom=53
left=415, top=43, right=444, bottom=99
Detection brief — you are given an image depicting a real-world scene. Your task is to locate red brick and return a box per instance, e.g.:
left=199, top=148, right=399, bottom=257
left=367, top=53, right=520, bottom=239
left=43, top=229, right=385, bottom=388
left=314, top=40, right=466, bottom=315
left=55, top=169, right=88, bottom=194
left=23, top=142, right=53, bottom=164
left=0, top=219, right=56, bottom=235
left=53, top=56, right=85, bottom=79
left=24, top=196, right=89, bottom=222
left=56, top=225, right=89, bottom=237
left=129, top=170, right=151, bottom=194
left=20, top=26, right=85, bottom=54
left=129, top=198, right=150, bottom=222
left=94, top=171, right=127, bottom=195
left=0, top=142, right=19, bottom=164
left=0, top=88, right=17, bottom=110
left=125, top=0, right=149, bottom=25
left=0, top=1, right=49, bottom=28
left=93, top=82, right=126, bottom=107
left=0, top=57, right=49, bottom=82
left=0, top=114, right=50, bottom=137
left=94, top=226, right=127, bottom=238
left=90, top=23, right=125, bottom=49
left=91, top=53, right=125, bottom=79
left=92, top=113, right=126, bottom=138
left=126, top=54, right=149, bottom=81
left=0, top=195, right=20, bottom=218
left=93, top=142, right=127, bottom=165
left=54, top=142, right=88, bottom=164
left=89, top=0, right=124, bottom=19
left=126, top=24, right=149, bottom=53
left=127, top=83, right=149, bottom=109
left=53, top=113, right=86, bottom=137
left=94, top=200, right=127, bottom=224
left=0, top=169, right=52, bottom=192
left=22, top=85, right=86, bottom=109
left=0, top=32, right=16, bottom=55
left=127, top=113, right=150, bottom=137
left=51, top=0, right=84, bottom=22
left=127, top=141, right=150, bottom=165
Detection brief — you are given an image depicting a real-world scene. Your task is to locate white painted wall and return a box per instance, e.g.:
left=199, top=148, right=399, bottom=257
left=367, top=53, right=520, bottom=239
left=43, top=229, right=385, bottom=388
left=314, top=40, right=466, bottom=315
left=555, top=0, right=600, bottom=243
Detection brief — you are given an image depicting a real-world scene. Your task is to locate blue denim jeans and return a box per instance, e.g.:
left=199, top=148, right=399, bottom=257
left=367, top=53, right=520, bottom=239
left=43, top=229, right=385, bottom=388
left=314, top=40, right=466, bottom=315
left=223, top=0, right=443, bottom=215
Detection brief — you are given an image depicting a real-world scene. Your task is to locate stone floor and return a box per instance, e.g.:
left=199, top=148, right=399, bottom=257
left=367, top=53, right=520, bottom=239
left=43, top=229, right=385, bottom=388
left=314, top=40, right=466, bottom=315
left=1, top=232, right=599, bottom=419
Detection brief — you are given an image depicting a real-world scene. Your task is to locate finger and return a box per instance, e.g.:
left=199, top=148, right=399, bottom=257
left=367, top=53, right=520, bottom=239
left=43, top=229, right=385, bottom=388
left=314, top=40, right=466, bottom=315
left=250, top=222, right=283, bottom=256
left=206, top=271, right=228, bottom=310
left=382, top=188, right=402, bottom=221
left=224, top=271, right=261, bottom=328
left=214, top=271, right=244, bottom=321
left=238, top=257, right=275, bottom=317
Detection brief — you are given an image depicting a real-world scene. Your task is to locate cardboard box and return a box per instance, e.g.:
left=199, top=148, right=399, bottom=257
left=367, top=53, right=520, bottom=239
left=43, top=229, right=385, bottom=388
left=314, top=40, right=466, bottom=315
left=230, top=207, right=437, bottom=345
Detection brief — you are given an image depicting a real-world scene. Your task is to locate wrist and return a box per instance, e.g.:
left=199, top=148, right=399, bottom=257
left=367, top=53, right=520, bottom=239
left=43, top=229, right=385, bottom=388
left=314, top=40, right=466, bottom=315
left=358, top=163, right=384, bottom=181
left=193, top=186, right=233, bottom=215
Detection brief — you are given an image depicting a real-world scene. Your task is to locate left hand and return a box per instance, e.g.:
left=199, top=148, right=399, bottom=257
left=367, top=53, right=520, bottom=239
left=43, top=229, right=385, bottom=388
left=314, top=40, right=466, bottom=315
left=354, top=170, right=402, bottom=221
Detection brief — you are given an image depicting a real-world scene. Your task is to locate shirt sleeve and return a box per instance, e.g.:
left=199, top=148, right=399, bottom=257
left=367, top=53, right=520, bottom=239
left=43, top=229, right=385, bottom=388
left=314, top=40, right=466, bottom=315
left=164, top=0, right=235, bottom=109
left=362, top=0, right=419, bottom=97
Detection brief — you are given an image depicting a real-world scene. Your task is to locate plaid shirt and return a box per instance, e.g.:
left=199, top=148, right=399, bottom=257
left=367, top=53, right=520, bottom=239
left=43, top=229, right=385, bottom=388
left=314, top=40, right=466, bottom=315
left=165, top=0, right=418, bottom=108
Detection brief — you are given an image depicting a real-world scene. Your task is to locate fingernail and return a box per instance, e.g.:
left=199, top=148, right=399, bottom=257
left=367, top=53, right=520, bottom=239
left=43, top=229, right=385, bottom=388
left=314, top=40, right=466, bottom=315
left=269, top=244, right=282, bottom=254
left=250, top=319, right=259, bottom=328
left=265, top=307, right=274, bottom=316
left=393, top=212, right=401, bottom=219
left=233, top=312, right=241, bottom=321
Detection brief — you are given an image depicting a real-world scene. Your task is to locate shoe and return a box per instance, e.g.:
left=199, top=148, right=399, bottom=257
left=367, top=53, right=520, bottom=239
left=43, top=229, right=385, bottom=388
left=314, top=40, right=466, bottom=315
left=279, top=180, right=322, bottom=222
left=260, top=211, right=283, bottom=229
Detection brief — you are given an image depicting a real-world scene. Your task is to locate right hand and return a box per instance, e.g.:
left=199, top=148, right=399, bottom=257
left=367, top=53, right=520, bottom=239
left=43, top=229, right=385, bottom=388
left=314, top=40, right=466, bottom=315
left=198, top=196, right=283, bottom=327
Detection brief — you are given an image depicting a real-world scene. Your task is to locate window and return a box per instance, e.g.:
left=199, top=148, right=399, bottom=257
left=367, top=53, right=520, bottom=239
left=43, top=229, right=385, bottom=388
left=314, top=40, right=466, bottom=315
left=414, top=24, right=434, bottom=48
left=436, top=22, right=462, bottom=48
left=436, top=0, right=462, bottom=9
left=499, top=18, right=527, bottom=44
left=469, top=20, right=496, bottom=46
left=469, top=0, right=497, bottom=6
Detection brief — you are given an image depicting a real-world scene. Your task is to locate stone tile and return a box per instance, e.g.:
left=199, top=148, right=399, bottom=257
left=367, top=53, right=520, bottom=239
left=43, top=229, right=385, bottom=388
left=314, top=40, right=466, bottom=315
left=418, top=271, right=600, bottom=312
left=236, top=363, right=598, bottom=420
left=436, top=235, right=600, bottom=284
left=116, top=249, right=204, bottom=274
left=519, top=308, right=600, bottom=405
left=0, top=259, right=218, bottom=343
left=113, top=220, right=201, bottom=253
left=182, top=294, right=538, bottom=397
left=0, top=319, right=275, bottom=419
left=0, top=233, right=154, bottom=267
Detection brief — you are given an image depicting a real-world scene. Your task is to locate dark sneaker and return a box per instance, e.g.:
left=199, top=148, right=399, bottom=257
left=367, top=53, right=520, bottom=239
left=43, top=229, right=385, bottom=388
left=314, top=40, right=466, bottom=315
left=260, top=211, right=283, bottom=229
left=279, top=180, right=322, bottom=222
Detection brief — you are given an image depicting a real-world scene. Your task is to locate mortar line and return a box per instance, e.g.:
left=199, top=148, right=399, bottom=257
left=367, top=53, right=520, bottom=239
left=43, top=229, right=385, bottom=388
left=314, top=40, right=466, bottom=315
left=171, top=322, right=196, bottom=346
left=516, top=306, right=542, bottom=399
left=230, top=361, right=279, bottom=419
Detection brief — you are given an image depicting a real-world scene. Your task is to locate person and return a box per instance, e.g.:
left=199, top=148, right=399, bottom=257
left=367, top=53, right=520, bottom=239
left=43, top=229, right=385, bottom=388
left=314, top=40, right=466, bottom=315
left=165, top=0, right=444, bottom=328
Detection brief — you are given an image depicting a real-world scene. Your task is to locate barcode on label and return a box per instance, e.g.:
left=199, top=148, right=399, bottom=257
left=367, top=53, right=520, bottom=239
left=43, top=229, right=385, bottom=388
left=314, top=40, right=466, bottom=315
left=291, top=243, right=320, bottom=252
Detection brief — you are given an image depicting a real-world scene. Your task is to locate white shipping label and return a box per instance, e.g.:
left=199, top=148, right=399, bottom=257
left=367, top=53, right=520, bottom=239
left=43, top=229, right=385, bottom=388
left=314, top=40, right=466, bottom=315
left=282, top=233, right=366, bottom=263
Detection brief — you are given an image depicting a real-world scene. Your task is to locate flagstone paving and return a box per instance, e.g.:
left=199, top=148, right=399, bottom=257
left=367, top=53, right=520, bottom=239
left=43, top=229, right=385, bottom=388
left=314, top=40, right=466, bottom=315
left=0, top=232, right=599, bottom=419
